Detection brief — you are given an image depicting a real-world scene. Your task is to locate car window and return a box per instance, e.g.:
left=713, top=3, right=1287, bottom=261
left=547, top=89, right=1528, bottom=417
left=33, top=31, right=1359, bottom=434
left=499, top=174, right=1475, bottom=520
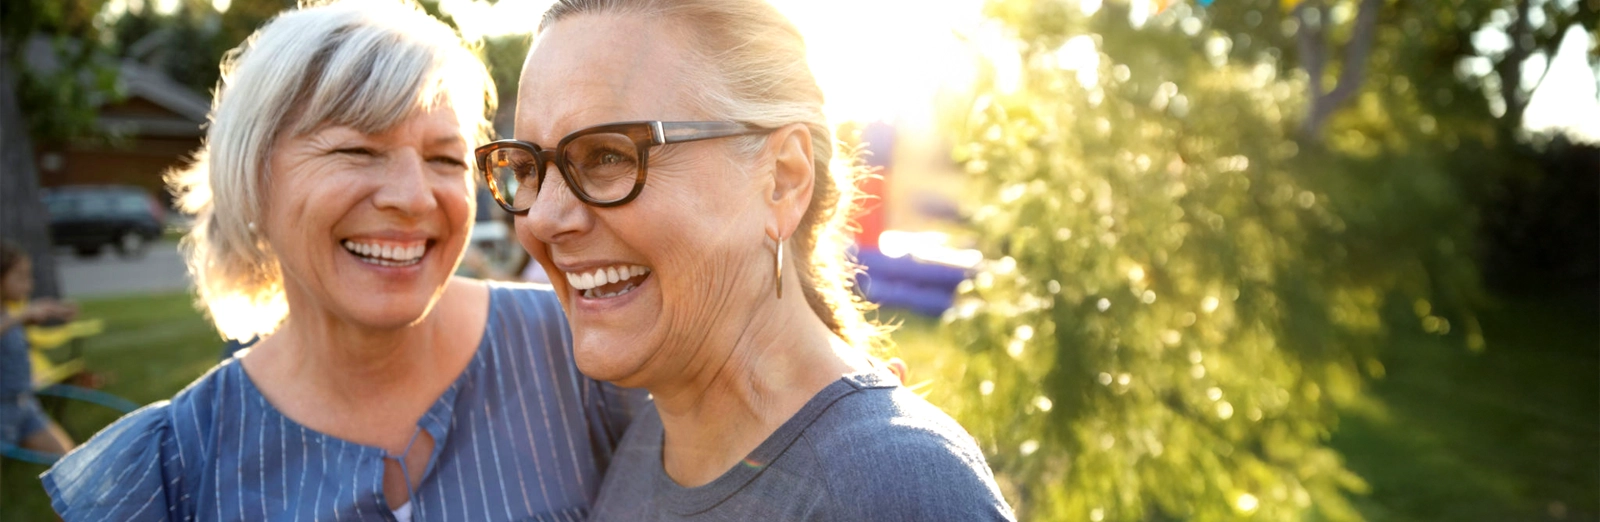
left=78, top=193, right=114, bottom=218
left=45, top=196, right=77, bottom=218
left=114, top=194, right=147, bottom=216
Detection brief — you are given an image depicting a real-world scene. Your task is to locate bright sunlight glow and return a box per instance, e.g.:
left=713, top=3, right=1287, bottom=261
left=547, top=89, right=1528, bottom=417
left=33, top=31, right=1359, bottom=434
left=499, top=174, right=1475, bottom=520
left=766, top=0, right=991, bottom=125
left=1523, top=27, right=1600, bottom=144
left=441, top=0, right=1597, bottom=141
left=444, top=0, right=996, bottom=127
left=152, top=0, right=181, bottom=15
left=438, top=0, right=552, bottom=41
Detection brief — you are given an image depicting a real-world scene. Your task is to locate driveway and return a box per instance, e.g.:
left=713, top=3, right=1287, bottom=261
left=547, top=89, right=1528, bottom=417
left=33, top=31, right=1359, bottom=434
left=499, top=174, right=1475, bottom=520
left=55, top=240, right=192, bottom=299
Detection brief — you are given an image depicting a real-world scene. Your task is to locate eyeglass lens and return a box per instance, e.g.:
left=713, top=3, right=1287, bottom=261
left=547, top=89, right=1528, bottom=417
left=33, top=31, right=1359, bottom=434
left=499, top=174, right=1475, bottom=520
left=484, top=132, right=640, bottom=210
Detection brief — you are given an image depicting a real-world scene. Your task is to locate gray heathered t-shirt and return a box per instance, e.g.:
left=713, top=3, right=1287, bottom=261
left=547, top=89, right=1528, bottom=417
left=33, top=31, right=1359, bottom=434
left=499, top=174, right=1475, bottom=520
left=589, top=371, right=1017, bottom=521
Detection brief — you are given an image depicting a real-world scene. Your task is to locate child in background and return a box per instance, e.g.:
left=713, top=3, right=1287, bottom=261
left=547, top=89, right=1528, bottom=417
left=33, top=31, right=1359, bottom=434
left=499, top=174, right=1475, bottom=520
left=1, top=240, right=76, bottom=457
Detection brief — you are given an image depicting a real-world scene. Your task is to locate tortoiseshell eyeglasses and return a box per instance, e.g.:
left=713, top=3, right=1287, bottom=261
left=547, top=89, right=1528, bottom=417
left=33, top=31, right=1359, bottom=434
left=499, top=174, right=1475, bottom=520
left=475, top=121, right=773, bottom=212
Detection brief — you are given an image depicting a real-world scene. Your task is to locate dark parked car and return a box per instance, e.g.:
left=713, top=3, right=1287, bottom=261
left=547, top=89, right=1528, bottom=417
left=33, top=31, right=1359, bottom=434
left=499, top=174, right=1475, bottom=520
left=43, top=186, right=165, bottom=258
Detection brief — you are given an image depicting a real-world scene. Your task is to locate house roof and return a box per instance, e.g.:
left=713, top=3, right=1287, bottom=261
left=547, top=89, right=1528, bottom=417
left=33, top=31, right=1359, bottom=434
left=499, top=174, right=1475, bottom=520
left=119, top=60, right=211, bottom=123
left=97, top=60, right=211, bottom=138
left=25, top=36, right=210, bottom=138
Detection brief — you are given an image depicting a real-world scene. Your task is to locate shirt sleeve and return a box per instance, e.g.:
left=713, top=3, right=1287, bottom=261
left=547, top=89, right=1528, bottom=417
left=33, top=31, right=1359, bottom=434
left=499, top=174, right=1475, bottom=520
left=823, top=431, right=1015, bottom=521
left=42, top=402, right=188, bottom=522
left=814, top=391, right=1017, bottom=522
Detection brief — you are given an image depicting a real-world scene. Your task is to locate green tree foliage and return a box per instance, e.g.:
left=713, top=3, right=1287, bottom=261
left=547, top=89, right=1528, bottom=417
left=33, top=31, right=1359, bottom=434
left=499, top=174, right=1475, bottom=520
left=480, top=34, right=532, bottom=127
left=933, top=0, right=1492, bottom=519
left=110, top=0, right=527, bottom=136
left=1, top=0, right=120, bottom=143
left=111, top=0, right=295, bottom=95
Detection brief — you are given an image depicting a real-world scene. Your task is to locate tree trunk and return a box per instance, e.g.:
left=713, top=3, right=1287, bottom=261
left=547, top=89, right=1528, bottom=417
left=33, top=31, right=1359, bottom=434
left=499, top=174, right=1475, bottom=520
left=1299, top=0, right=1382, bottom=140
left=1, top=48, right=63, bottom=299
left=1495, top=0, right=1534, bottom=127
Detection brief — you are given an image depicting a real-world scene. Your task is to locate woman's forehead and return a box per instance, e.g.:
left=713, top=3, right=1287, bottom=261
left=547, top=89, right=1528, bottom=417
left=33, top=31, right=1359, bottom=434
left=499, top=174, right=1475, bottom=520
left=516, top=14, right=700, bottom=140
left=293, top=102, right=465, bottom=144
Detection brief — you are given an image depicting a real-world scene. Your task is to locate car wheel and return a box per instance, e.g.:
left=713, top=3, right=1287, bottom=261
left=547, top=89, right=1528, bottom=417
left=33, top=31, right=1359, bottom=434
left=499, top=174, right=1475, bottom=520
left=74, top=245, right=101, bottom=258
left=116, top=230, right=149, bottom=258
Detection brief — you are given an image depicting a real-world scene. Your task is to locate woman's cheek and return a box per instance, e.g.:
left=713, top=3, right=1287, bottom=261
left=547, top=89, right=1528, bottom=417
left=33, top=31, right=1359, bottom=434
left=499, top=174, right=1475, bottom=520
left=438, top=173, right=473, bottom=223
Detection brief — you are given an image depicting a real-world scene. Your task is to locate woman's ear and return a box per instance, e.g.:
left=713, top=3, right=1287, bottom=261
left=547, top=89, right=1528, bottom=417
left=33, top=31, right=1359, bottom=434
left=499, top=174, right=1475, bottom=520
left=764, top=123, right=815, bottom=241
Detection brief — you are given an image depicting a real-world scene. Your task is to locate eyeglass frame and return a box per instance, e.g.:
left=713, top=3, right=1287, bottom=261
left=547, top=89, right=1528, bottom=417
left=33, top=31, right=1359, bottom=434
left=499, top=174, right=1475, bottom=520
left=475, top=120, right=774, bottom=213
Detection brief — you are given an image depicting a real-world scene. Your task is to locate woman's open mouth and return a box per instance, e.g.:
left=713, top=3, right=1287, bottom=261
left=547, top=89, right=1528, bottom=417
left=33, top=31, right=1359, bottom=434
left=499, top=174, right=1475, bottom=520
left=566, top=264, right=652, bottom=299
left=341, top=239, right=429, bottom=267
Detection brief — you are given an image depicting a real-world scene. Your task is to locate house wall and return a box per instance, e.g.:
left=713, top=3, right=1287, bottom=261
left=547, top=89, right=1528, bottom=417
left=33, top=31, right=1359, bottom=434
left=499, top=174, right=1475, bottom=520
left=39, top=136, right=200, bottom=206
left=37, top=95, right=205, bottom=207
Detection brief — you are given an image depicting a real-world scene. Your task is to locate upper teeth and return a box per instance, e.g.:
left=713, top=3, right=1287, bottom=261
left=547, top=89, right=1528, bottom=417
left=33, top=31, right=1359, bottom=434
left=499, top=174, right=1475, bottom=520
left=342, top=240, right=426, bottom=262
left=566, top=265, right=650, bottom=290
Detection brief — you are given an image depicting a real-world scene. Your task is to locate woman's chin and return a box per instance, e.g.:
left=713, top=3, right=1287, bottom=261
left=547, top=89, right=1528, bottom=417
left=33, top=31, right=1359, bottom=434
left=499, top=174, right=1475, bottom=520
left=572, top=339, right=649, bottom=384
left=354, top=312, right=426, bottom=331
left=321, top=273, right=450, bottom=329
left=336, top=297, right=437, bottom=331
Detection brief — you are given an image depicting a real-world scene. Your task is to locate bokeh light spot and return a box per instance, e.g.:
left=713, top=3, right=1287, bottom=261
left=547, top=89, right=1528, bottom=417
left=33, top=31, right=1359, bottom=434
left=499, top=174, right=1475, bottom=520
left=1235, top=493, right=1260, bottom=513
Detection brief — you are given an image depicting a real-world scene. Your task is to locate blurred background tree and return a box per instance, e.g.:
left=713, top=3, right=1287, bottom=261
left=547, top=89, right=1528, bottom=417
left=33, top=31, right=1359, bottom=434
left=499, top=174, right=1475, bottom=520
left=1, top=0, right=119, bottom=298
left=107, top=0, right=529, bottom=132
left=107, top=0, right=294, bottom=96
left=933, top=0, right=1594, bottom=520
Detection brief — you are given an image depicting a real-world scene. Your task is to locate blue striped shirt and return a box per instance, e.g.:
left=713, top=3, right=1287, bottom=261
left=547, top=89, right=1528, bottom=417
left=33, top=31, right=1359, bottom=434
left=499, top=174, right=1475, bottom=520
left=42, top=283, right=638, bottom=521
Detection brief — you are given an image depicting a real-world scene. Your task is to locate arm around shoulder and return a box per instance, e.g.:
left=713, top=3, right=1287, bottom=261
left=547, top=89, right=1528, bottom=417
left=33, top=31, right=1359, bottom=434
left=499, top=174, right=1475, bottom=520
left=42, top=402, right=188, bottom=521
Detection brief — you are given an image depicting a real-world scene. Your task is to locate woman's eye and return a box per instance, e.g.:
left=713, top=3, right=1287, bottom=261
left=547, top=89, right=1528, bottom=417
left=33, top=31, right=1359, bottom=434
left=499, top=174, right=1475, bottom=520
left=510, top=160, right=538, bottom=182
left=583, top=148, right=634, bottom=168
left=430, top=156, right=467, bottom=168
left=333, top=147, right=376, bottom=156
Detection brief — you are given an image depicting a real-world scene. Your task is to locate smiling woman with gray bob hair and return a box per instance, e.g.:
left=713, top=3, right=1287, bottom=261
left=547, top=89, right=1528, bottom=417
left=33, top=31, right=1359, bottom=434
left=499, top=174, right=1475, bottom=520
left=172, top=0, right=493, bottom=341
left=42, top=1, right=633, bottom=520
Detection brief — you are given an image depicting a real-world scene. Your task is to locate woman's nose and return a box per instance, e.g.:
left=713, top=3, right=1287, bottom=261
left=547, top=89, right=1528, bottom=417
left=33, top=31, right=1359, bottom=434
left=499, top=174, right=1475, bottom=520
left=373, top=153, right=439, bottom=216
left=519, top=164, right=591, bottom=243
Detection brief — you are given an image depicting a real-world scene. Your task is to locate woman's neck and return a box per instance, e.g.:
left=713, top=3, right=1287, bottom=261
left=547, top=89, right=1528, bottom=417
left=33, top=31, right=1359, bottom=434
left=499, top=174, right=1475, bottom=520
left=240, top=277, right=488, bottom=451
left=649, top=295, right=872, bottom=488
left=278, top=315, right=435, bottom=394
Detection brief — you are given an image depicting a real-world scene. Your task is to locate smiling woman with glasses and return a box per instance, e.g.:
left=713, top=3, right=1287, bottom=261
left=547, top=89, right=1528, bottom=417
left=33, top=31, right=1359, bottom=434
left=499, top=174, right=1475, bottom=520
left=503, top=0, right=1016, bottom=520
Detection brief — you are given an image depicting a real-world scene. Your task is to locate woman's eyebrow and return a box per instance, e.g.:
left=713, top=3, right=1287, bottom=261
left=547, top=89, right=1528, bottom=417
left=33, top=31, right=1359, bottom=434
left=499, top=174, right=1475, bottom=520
left=428, top=135, right=466, bottom=147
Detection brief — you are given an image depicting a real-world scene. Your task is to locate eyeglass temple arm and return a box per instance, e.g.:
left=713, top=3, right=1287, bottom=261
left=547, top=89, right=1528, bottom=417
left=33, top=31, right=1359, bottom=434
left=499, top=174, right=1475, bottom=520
left=654, top=121, right=769, bottom=145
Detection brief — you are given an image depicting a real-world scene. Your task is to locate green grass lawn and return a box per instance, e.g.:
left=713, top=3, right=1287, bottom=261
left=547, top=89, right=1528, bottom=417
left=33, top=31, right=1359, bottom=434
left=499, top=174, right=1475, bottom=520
left=1329, top=292, right=1599, bottom=522
left=3, top=291, right=1594, bottom=521
left=2, top=292, right=221, bottom=520
left=882, top=291, right=1598, bottom=521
